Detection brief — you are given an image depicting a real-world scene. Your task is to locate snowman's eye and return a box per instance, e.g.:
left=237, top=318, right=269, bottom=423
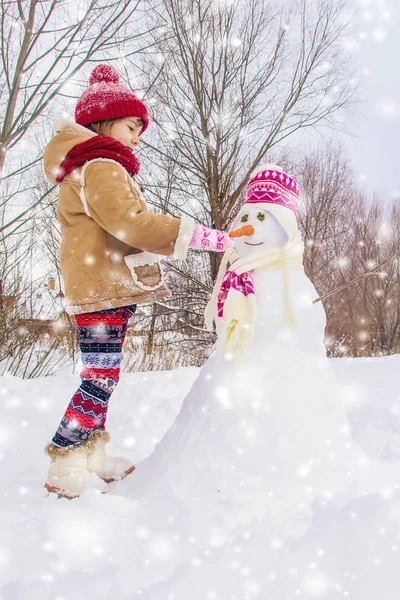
left=257, top=212, right=265, bottom=221
left=241, top=214, right=248, bottom=223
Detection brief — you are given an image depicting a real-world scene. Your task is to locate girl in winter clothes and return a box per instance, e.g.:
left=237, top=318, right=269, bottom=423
left=43, top=64, right=232, bottom=498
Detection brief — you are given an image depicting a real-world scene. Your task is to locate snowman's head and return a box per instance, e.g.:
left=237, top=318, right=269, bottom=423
left=229, top=164, right=301, bottom=259
left=231, top=205, right=289, bottom=259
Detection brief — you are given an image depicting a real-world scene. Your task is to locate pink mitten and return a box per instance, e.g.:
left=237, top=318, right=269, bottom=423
left=189, top=223, right=233, bottom=252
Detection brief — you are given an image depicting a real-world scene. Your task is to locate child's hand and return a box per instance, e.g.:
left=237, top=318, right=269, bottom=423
left=189, top=223, right=234, bottom=252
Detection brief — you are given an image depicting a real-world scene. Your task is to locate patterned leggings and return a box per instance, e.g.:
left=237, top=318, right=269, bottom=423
left=52, top=304, right=137, bottom=448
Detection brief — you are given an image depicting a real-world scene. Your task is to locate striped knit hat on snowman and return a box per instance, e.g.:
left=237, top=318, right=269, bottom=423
left=205, top=164, right=304, bottom=356
left=243, top=163, right=301, bottom=242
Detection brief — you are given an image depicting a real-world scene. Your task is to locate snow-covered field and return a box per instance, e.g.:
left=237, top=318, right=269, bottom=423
left=1, top=355, right=400, bottom=600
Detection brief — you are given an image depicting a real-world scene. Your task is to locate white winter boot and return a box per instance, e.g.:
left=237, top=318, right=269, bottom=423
left=86, top=430, right=135, bottom=483
left=44, top=440, right=109, bottom=499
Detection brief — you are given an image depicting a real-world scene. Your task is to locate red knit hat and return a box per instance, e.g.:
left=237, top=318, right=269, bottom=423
left=75, top=64, right=149, bottom=134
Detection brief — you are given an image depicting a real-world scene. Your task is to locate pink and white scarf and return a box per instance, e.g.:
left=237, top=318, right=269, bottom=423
left=217, top=268, right=255, bottom=318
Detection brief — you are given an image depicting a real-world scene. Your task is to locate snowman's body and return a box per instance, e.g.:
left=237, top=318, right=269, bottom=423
left=116, top=281, right=369, bottom=591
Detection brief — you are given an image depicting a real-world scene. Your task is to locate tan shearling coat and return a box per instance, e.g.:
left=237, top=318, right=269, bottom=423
left=43, top=121, right=194, bottom=315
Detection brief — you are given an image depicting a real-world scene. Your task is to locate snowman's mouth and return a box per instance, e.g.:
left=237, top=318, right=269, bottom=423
left=244, top=241, right=264, bottom=246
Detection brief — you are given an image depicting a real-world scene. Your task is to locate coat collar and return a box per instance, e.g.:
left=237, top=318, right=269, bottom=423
left=54, top=120, right=97, bottom=138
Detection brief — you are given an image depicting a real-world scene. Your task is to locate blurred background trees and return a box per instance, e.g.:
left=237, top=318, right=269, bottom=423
left=296, top=142, right=400, bottom=357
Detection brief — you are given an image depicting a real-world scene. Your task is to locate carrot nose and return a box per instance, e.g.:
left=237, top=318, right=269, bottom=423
left=229, top=224, right=254, bottom=238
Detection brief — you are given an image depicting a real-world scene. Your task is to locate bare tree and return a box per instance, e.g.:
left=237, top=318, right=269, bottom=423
left=119, top=0, right=358, bottom=360
left=137, top=0, right=356, bottom=271
left=0, top=0, right=153, bottom=235
left=296, top=142, right=357, bottom=286
left=334, top=200, right=400, bottom=356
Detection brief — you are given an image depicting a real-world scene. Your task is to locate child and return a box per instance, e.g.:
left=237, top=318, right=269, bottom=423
left=43, top=64, right=232, bottom=498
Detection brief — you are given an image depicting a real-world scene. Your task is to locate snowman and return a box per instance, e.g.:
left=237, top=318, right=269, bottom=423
left=205, top=163, right=327, bottom=358
left=113, top=166, right=398, bottom=594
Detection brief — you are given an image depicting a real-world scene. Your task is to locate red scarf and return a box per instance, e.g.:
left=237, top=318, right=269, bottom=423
left=56, top=135, right=140, bottom=183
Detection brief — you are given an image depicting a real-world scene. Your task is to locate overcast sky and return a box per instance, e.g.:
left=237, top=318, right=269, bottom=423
left=343, top=0, right=400, bottom=201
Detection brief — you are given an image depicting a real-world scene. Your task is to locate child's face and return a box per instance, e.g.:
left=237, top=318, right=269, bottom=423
left=108, top=117, right=143, bottom=150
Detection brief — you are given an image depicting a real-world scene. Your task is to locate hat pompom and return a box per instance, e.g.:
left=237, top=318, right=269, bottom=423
left=89, top=64, right=119, bottom=85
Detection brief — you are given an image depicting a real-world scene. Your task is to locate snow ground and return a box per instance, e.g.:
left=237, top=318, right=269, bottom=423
left=0, top=355, right=399, bottom=599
